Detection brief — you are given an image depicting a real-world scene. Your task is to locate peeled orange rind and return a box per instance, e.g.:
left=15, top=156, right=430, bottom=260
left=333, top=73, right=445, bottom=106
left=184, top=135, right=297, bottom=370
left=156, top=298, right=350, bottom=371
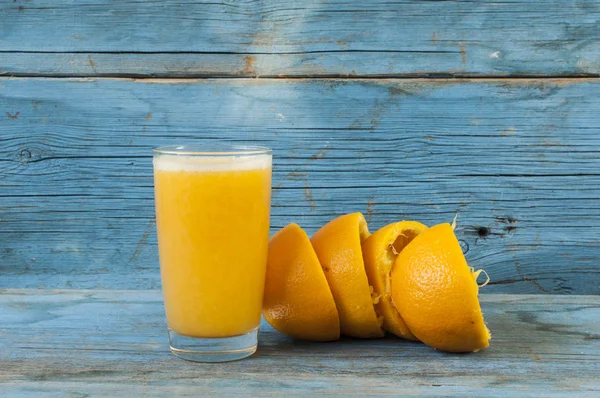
left=311, top=213, right=384, bottom=338
left=451, top=213, right=459, bottom=230
left=264, top=214, right=492, bottom=353
left=391, top=223, right=491, bottom=352
left=263, top=223, right=340, bottom=341
left=362, top=221, right=428, bottom=340
left=472, top=269, right=491, bottom=288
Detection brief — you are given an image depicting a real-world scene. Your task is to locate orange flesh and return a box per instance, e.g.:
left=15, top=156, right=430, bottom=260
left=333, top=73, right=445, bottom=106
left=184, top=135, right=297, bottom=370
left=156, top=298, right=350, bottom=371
left=361, top=221, right=427, bottom=340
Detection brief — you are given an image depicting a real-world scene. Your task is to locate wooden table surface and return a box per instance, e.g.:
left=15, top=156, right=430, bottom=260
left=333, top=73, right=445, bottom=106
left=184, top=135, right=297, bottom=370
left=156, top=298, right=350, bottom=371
left=1, top=290, right=598, bottom=397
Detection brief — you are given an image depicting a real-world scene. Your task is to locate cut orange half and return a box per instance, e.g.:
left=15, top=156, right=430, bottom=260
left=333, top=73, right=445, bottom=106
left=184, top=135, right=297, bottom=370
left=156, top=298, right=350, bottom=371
left=391, top=223, right=491, bottom=352
left=263, top=223, right=340, bottom=341
left=311, top=213, right=384, bottom=338
left=362, top=221, right=428, bottom=340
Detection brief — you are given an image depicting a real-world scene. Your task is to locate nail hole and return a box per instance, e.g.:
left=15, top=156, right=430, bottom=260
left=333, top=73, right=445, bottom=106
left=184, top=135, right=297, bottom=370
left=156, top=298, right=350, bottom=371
left=477, top=226, right=490, bottom=238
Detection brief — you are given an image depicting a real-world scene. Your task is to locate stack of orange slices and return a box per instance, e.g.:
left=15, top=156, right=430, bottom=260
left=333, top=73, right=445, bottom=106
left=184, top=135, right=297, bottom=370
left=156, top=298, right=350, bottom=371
left=263, top=213, right=491, bottom=353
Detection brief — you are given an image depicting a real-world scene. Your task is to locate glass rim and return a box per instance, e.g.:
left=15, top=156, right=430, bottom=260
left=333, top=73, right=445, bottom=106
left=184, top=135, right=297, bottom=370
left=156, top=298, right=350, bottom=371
left=153, top=144, right=272, bottom=157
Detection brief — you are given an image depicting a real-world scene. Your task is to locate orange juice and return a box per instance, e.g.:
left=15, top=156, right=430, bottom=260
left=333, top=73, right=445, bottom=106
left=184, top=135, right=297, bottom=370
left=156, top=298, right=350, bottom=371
left=153, top=151, right=271, bottom=338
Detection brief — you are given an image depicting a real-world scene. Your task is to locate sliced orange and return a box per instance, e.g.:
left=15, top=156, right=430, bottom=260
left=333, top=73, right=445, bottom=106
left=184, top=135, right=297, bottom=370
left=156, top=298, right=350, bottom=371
left=362, top=221, right=428, bottom=340
left=263, top=223, right=340, bottom=341
left=311, top=213, right=384, bottom=338
left=391, top=223, right=491, bottom=352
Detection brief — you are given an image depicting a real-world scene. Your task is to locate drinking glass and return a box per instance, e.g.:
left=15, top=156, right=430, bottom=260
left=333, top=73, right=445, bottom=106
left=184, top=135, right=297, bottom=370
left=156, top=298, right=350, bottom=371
left=153, top=144, right=272, bottom=362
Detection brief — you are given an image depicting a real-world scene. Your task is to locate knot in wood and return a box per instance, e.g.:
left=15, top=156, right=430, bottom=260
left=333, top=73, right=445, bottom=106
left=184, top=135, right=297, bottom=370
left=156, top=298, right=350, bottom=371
left=19, top=149, right=32, bottom=162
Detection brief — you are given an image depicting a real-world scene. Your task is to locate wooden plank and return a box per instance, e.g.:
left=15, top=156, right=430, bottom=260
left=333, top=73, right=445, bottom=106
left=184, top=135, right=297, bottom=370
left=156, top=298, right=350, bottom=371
left=1, top=77, right=599, bottom=293
left=1, top=290, right=599, bottom=396
left=1, top=0, right=600, bottom=77
left=0, top=52, right=492, bottom=78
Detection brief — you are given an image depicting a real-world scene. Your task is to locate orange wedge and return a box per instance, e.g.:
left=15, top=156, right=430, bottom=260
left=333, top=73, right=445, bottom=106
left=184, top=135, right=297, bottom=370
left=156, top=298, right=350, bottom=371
left=391, top=223, right=491, bottom=352
left=362, top=221, right=428, bottom=340
left=263, top=223, right=340, bottom=341
left=311, top=213, right=384, bottom=338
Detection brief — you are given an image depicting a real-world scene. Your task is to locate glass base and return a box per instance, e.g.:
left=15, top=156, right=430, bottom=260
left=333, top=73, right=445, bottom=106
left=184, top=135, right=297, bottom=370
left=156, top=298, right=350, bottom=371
left=168, top=328, right=258, bottom=362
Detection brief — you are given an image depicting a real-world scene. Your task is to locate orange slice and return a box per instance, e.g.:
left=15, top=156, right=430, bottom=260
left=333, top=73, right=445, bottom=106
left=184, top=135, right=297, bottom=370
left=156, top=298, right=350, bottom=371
left=311, top=213, right=384, bottom=338
left=362, top=221, right=427, bottom=340
left=391, top=223, right=491, bottom=352
left=263, top=223, right=340, bottom=341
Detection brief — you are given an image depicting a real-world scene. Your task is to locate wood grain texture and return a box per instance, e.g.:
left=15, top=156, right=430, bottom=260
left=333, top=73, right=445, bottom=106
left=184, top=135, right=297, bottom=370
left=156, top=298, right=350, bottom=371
left=0, top=290, right=599, bottom=397
left=1, top=0, right=600, bottom=77
left=1, top=77, right=599, bottom=293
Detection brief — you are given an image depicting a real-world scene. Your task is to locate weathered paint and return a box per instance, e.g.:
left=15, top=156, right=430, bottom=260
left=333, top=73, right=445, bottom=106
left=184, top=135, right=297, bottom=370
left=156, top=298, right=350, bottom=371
left=0, top=290, right=598, bottom=396
left=2, top=2, right=599, bottom=396
left=1, top=0, right=600, bottom=76
left=0, top=77, right=598, bottom=293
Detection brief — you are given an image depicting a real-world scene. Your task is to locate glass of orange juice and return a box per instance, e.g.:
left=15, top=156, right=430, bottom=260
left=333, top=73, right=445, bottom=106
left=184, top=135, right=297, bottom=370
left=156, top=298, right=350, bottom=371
left=153, top=144, right=272, bottom=362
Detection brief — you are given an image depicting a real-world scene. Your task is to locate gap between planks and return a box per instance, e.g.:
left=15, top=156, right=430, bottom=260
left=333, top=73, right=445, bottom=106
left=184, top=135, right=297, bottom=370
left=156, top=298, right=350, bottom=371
left=1, top=74, right=600, bottom=79
left=1, top=76, right=600, bottom=84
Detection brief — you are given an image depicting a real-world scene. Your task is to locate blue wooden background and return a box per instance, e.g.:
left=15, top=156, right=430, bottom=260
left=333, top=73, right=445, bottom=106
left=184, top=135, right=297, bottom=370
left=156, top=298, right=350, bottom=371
left=1, top=0, right=599, bottom=294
